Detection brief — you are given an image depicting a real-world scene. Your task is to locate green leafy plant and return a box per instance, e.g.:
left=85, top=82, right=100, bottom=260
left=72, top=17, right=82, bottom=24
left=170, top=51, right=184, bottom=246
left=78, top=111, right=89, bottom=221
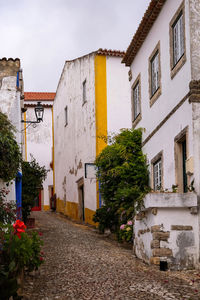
left=0, top=111, right=21, bottom=182
left=172, top=184, right=178, bottom=193
left=93, top=128, right=149, bottom=236
left=0, top=188, right=16, bottom=224
left=22, top=156, right=48, bottom=223
left=119, top=220, right=133, bottom=243
left=0, top=221, right=44, bottom=299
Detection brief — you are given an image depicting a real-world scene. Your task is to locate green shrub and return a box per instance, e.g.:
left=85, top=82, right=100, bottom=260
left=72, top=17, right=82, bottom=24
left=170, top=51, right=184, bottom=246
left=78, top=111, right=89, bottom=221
left=118, top=221, right=133, bottom=243
left=93, top=128, right=149, bottom=236
left=22, top=156, right=48, bottom=222
left=0, top=111, right=21, bottom=182
left=0, top=188, right=16, bottom=224
left=0, top=222, right=44, bottom=299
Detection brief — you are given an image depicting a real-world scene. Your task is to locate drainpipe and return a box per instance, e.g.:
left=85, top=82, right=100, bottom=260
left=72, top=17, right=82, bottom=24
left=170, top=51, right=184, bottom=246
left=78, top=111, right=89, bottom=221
left=15, top=171, right=22, bottom=220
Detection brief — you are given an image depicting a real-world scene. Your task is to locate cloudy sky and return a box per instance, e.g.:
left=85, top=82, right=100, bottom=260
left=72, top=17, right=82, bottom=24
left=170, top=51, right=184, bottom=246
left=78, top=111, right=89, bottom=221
left=0, top=0, right=149, bottom=92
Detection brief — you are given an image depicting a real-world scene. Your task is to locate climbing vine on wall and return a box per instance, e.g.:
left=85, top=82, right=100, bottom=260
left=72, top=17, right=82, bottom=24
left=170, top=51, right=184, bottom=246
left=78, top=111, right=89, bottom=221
left=0, top=111, right=21, bottom=182
left=93, top=128, right=150, bottom=234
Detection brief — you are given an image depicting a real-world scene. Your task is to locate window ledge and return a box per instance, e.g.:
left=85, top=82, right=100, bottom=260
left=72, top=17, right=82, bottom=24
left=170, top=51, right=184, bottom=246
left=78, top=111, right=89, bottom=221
left=132, top=113, right=141, bottom=128
left=171, top=54, right=186, bottom=79
left=150, top=87, right=161, bottom=107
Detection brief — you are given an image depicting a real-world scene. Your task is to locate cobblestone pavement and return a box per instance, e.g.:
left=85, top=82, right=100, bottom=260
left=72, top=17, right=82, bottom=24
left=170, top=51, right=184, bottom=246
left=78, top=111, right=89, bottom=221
left=22, top=211, right=200, bottom=300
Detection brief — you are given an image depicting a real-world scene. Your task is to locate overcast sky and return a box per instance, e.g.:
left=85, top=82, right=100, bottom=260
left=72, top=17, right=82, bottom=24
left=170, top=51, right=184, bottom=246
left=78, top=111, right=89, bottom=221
left=0, top=0, right=149, bottom=92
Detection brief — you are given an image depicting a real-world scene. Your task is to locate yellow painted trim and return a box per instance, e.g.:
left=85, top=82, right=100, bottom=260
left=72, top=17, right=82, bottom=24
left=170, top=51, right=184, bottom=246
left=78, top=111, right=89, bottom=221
left=56, top=198, right=79, bottom=220
left=43, top=205, right=50, bottom=211
left=52, top=107, right=55, bottom=195
left=95, top=55, right=107, bottom=209
left=56, top=199, right=95, bottom=226
left=85, top=208, right=96, bottom=226
left=65, top=201, right=79, bottom=220
left=24, top=112, right=27, bottom=161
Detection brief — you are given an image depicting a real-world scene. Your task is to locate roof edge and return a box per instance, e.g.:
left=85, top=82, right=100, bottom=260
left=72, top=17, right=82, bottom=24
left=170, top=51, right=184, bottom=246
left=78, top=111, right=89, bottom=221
left=122, top=0, right=167, bottom=66
left=65, top=48, right=125, bottom=63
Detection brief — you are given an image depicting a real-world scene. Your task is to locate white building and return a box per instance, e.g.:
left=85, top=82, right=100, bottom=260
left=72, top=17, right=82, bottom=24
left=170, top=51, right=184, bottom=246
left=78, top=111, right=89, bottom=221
left=24, top=92, right=55, bottom=211
left=53, top=49, right=131, bottom=225
left=122, top=0, right=200, bottom=269
left=0, top=58, right=24, bottom=203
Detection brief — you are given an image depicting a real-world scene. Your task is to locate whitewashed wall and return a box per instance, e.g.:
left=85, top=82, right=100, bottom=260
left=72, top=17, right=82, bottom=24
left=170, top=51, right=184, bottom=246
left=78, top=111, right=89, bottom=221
left=129, top=0, right=192, bottom=190
left=143, top=101, right=193, bottom=190
left=134, top=193, right=199, bottom=269
left=0, top=76, right=22, bottom=201
left=106, top=56, right=131, bottom=135
left=54, top=53, right=96, bottom=211
left=25, top=103, right=53, bottom=207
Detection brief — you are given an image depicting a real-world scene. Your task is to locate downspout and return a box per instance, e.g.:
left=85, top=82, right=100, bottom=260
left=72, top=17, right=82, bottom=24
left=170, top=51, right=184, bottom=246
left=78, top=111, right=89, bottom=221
left=15, top=171, right=22, bottom=220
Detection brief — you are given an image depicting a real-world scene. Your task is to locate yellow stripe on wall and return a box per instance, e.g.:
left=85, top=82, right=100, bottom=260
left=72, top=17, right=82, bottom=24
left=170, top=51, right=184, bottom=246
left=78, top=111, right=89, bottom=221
left=95, top=55, right=107, bottom=209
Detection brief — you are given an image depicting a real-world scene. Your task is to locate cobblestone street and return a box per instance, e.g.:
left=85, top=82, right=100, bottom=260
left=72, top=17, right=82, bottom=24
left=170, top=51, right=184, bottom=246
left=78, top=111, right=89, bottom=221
left=23, top=211, right=200, bottom=300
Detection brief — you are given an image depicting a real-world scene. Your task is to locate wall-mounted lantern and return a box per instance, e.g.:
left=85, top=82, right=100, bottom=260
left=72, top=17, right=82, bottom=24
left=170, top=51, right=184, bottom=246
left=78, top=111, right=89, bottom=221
left=22, top=101, right=44, bottom=124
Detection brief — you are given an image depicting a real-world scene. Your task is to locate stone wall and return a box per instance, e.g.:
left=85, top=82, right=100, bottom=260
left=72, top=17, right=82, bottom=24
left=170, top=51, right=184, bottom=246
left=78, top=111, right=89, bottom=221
left=189, top=0, right=200, bottom=81
left=134, top=193, right=199, bottom=270
left=0, top=58, right=20, bottom=82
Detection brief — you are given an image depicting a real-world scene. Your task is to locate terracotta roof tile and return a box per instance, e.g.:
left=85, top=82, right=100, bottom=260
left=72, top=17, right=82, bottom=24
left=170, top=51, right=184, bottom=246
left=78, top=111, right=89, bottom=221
left=66, top=49, right=125, bottom=63
left=97, top=49, right=125, bottom=57
left=24, top=92, right=56, bottom=101
left=24, top=103, right=52, bottom=108
left=122, top=0, right=167, bottom=66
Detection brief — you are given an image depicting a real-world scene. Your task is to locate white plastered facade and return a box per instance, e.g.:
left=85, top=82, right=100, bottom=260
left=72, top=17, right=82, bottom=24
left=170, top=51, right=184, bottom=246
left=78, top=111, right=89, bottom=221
left=53, top=52, right=131, bottom=223
left=25, top=102, right=53, bottom=209
left=126, top=0, right=200, bottom=269
left=0, top=73, right=24, bottom=201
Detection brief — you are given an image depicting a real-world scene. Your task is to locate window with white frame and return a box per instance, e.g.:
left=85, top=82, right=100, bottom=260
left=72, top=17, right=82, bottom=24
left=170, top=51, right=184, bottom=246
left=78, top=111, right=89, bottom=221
left=173, top=12, right=184, bottom=66
left=64, top=106, right=68, bottom=126
left=83, top=79, right=86, bottom=104
left=133, top=81, right=140, bottom=120
left=151, top=51, right=159, bottom=96
left=153, top=158, right=162, bottom=191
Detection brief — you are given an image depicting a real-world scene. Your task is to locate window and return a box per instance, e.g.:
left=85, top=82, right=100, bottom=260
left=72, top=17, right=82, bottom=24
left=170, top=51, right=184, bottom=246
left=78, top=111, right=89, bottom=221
left=174, top=127, right=188, bottom=193
left=133, top=81, right=140, bottom=120
left=151, top=151, right=163, bottom=191
left=64, top=106, right=68, bottom=126
left=148, top=42, right=161, bottom=106
left=169, top=2, right=186, bottom=78
left=83, top=79, right=86, bottom=104
left=153, top=159, right=162, bottom=191
left=173, top=12, right=184, bottom=66
left=151, top=51, right=159, bottom=96
left=132, top=74, right=141, bottom=128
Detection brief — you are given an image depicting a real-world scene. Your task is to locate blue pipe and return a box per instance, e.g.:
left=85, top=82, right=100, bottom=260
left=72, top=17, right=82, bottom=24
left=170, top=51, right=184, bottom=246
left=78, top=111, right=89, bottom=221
left=15, top=171, right=22, bottom=220
left=16, top=71, right=19, bottom=88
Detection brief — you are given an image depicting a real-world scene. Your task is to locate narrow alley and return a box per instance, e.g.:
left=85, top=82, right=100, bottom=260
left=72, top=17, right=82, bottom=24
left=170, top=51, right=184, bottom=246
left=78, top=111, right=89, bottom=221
left=22, top=212, right=200, bottom=300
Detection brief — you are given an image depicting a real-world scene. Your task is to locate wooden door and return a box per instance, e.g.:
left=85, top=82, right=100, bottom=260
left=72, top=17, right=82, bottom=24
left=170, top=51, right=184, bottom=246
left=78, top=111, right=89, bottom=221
left=31, top=190, right=41, bottom=211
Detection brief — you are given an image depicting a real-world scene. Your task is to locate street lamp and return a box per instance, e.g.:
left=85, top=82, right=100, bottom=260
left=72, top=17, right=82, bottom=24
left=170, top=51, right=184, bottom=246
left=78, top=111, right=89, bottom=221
left=22, top=101, right=44, bottom=124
